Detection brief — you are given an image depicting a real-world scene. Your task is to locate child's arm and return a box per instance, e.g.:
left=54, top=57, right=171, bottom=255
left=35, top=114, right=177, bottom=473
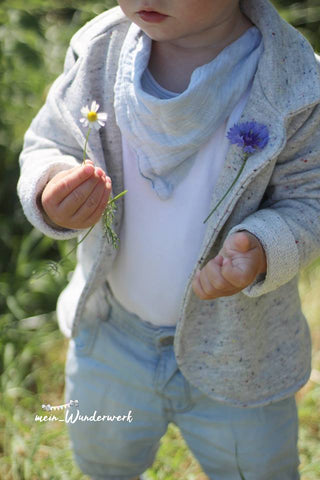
left=193, top=103, right=320, bottom=299
left=17, top=45, right=111, bottom=238
left=18, top=46, right=83, bottom=238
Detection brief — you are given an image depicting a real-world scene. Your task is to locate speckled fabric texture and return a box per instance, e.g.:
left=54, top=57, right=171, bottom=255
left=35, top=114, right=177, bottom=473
left=18, top=0, right=320, bottom=407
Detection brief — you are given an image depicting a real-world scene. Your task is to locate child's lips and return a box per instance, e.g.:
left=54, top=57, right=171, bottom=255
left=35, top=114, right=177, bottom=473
left=137, top=10, right=169, bottom=23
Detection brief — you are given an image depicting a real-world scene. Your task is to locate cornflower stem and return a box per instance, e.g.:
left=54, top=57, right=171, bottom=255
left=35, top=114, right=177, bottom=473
left=82, top=127, right=91, bottom=164
left=203, top=154, right=248, bottom=224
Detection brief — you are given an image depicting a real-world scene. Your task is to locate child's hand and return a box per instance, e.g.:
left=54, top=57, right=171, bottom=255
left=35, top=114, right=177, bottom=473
left=41, top=160, right=112, bottom=229
left=192, top=231, right=267, bottom=300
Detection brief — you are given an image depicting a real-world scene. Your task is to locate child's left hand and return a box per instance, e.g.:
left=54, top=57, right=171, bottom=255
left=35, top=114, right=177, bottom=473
left=192, top=231, right=267, bottom=300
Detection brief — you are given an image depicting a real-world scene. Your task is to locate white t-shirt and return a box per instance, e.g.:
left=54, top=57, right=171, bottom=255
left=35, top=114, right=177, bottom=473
left=107, top=72, right=251, bottom=326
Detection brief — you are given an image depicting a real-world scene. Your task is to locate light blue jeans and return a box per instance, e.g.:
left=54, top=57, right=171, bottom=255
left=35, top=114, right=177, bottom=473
left=64, top=289, right=300, bottom=480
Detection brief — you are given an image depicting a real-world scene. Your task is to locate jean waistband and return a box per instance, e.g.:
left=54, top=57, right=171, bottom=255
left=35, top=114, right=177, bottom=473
left=105, top=283, right=176, bottom=349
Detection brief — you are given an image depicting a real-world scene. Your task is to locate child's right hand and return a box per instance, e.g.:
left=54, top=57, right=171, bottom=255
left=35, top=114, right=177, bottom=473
left=41, top=160, right=112, bottom=229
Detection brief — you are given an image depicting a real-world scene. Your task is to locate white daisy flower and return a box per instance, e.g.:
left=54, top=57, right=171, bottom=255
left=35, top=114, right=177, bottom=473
left=80, top=100, right=107, bottom=130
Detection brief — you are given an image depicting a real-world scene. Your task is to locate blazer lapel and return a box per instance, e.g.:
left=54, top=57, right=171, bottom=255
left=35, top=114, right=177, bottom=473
left=198, top=79, right=286, bottom=267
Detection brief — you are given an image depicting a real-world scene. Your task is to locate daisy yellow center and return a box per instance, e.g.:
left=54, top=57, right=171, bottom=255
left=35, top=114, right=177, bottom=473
left=87, top=111, right=98, bottom=122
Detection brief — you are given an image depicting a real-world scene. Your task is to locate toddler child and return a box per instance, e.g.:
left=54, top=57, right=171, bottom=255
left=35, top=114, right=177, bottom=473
left=18, top=0, right=320, bottom=479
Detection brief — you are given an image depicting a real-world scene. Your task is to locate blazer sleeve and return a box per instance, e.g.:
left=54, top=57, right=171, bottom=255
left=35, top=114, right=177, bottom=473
left=17, top=46, right=83, bottom=240
left=227, top=103, right=320, bottom=297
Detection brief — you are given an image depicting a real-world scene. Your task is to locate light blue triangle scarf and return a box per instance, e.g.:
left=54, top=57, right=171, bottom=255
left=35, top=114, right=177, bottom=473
left=114, top=23, right=263, bottom=200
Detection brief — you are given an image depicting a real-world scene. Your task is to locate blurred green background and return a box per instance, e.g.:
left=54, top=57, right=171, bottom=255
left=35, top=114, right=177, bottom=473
left=0, top=1, right=320, bottom=479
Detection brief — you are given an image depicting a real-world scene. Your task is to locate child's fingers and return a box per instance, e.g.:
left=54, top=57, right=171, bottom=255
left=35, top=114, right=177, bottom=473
left=83, top=160, right=107, bottom=182
left=220, top=255, right=257, bottom=289
left=221, top=231, right=252, bottom=257
left=42, top=177, right=112, bottom=230
left=213, top=254, right=224, bottom=267
left=230, top=231, right=252, bottom=252
left=192, top=259, right=236, bottom=300
left=222, top=232, right=264, bottom=260
left=192, top=270, right=209, bottom=299
left=219, top=232, right=266, bottom=283
left=57, top=175, right=102, bottom=218
left=193, top=232, right=265, bottom=300
left=205, top=258, right=237, bottom=293
left=43, top=164, right=96, bottom=205
left=82, top=183, right=111, bottom=227
left=47, top=163, right=108, bottom=202
left=70, top=180, right=111, bottom=227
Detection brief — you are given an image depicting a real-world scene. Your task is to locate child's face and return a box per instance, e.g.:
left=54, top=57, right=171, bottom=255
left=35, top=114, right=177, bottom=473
left=117, top=0, right=242, bottom=46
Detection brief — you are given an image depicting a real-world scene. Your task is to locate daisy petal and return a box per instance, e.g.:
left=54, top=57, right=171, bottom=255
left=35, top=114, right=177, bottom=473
left=98, top=112, right=107, bottom=121
left=91, top=101, right=99, bottom=112
left=81, top=106, right=89, bottom=115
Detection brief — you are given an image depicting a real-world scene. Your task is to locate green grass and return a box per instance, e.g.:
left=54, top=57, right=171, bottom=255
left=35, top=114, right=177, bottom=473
left=296, top=264, right=320, bottom=480
left=1, top=2, right=320, bottom=477
left=1, top=259, right=320, bottom=479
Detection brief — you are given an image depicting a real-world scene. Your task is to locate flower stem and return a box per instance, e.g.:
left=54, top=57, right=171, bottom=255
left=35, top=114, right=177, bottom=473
left=82, top=127, right=91, bottom=164
left=63, top=225, right=94, bottom=259
left=64, top=190, right=127, bottom=258
left=32, top=225, right=95, bottom=280
left=102, top=189, right=128, bottom=249
left=108, top=190, right=128, bottom=205
left=203, top=154, right=248, bottom=224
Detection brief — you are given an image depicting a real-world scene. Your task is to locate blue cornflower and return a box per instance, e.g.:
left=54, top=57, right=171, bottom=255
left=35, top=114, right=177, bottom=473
left=227, top=121, right=269, bottom=154
left=203, top=121, right=269, bottom=223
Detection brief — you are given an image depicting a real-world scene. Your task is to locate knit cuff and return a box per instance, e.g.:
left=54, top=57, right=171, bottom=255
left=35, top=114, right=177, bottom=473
left=227, top=208, right=299, bottom=297
left=18, top=157, right=81, bottom=240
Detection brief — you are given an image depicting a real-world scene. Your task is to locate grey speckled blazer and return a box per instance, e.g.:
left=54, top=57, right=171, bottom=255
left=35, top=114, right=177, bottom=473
left=18, top=0, right=320, bottom=407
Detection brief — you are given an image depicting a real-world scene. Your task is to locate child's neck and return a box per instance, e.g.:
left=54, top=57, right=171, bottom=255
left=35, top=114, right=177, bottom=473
left=148, top=13, right=254, bottom=93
